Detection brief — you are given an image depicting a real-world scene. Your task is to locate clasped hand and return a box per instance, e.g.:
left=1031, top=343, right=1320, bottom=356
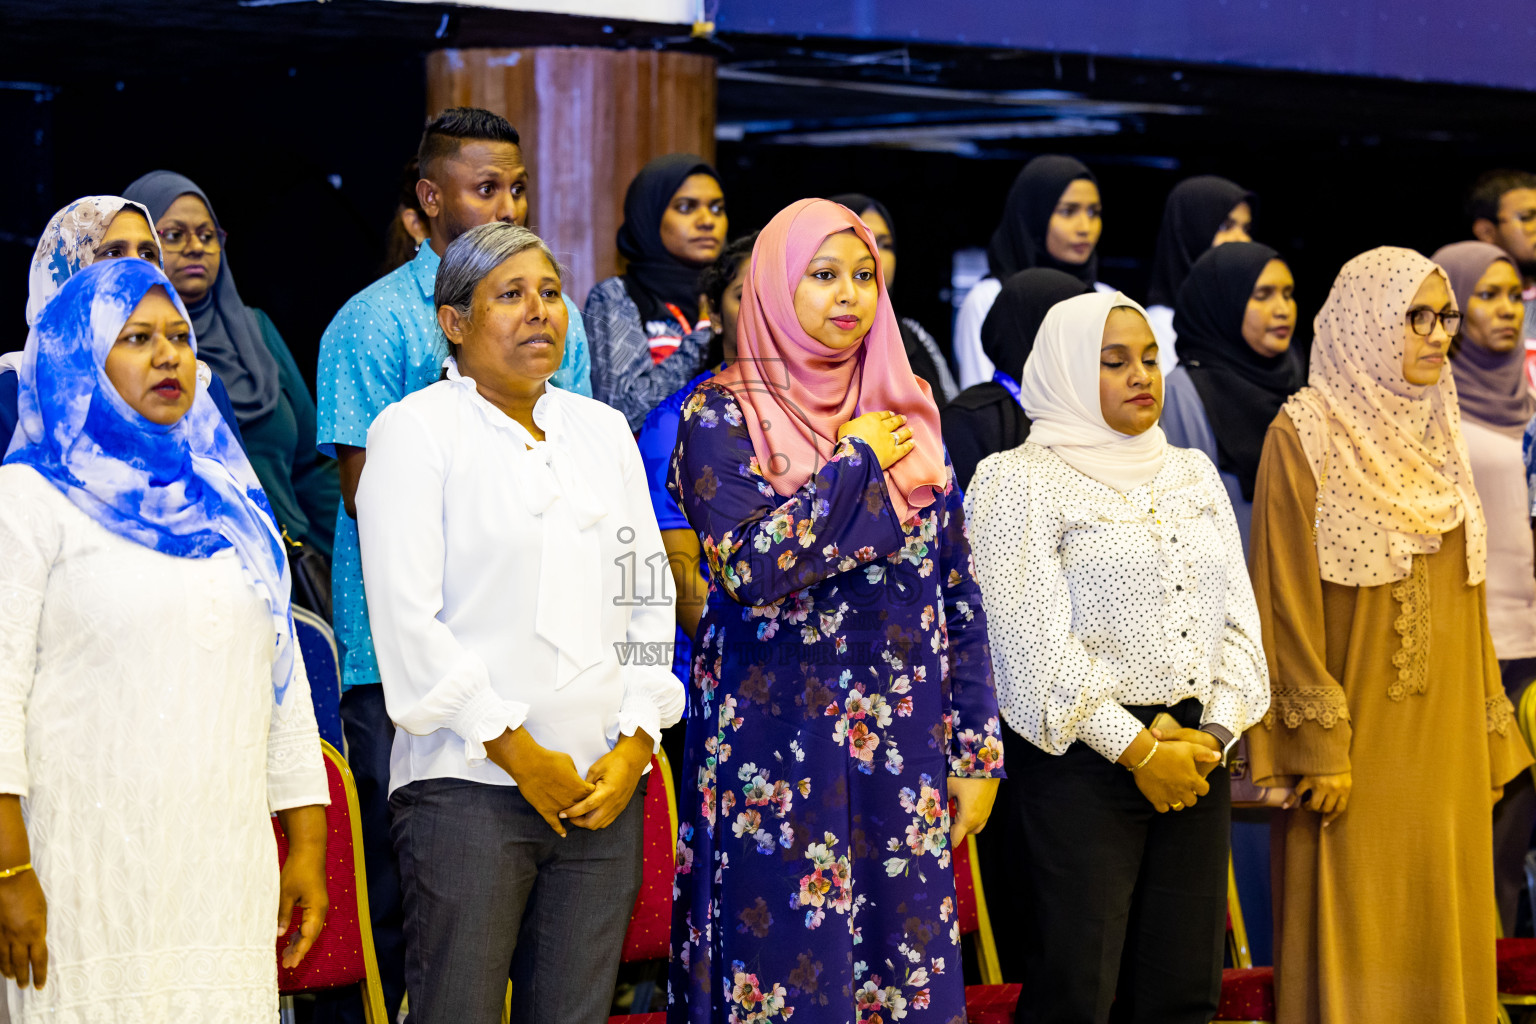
left=486, top=728, right=653, bottom=837
left=1284, top=771, right=1352, bottom=826
left=1128, top=730, right=1221, bottom=813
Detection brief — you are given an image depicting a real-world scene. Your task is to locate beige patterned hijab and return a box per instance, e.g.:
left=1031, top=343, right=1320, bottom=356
left=1283, top=246, right=1486, bottom=588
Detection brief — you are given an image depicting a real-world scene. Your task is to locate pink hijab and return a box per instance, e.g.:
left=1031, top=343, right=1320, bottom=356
left=712, top=199, right=946, bottom=523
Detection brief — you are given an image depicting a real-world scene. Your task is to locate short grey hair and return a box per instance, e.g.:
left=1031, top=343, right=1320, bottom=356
left=434, top=223, right=563, bottom=345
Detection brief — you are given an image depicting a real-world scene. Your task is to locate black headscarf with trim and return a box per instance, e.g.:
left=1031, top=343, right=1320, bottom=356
left=616, top=153, right=721, bottom=326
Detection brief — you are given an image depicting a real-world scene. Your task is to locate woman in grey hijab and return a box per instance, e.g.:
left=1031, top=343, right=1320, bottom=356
left=1431, top=239, right=1536, bottom=938
left=124, top=171, right=339, bottom=562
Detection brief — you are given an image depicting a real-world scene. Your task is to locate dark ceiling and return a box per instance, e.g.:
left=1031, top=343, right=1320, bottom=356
left=7, top=0, right=1536, bottom=369
left=6, top=0, right=1536, bottom=148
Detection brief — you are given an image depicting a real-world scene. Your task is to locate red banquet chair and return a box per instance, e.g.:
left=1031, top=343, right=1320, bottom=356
left=955, top=833, right=1022, bottom=1024
left=1215, top=853, right=1275, bottom=1024
left=1495, top=682, right=1536, bottom=1024
left=605, top=748, right=680, bottom=1024
left=272, top=739, right=389, bottom=1024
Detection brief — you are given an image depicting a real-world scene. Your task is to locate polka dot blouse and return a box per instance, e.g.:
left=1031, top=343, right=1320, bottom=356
left=964, top=441, right=1270, bottom=761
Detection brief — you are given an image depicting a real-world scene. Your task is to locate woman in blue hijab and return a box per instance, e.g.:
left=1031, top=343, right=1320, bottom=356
left=0, top=258, right=330, bottom=1016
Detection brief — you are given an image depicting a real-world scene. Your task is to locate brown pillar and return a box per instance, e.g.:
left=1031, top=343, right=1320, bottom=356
left=427, top=47, right=717, bottom=306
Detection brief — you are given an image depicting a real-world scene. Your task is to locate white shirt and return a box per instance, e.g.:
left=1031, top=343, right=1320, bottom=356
left=953, top=277, right=1116, bottom=389
left=356, top=366, right=684, bottom=795
left=1143, top=303, right=1180, bottom=373
left=1461, top=418, right=1536, bottom=659
left=954, top=277, right=1004, bottom=389
left=964, top=442, right=1269, bottom=761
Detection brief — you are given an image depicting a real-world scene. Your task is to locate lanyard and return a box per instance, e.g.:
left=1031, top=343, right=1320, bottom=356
left=663, top=302, right=695, bottom=337
left=992, top=369, right=1024, bottom=409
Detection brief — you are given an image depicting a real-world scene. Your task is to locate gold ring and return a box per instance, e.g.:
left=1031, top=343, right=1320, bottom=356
left=1171, top=802, right=1184, bottom=810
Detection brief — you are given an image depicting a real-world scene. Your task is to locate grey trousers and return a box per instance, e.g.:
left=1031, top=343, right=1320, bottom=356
left=390, top=775, right=647, bottom=1024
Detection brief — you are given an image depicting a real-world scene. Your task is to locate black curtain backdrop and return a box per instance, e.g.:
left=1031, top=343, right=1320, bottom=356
left=1, top=55, right=426, bottom=393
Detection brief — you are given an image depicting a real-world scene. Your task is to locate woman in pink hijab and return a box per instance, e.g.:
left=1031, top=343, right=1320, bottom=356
left=665, top=199, right=1004, bottom=1024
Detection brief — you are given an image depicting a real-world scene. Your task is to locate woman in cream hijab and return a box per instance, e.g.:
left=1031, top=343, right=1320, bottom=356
left=967, top=290, right=1267, bottom=1022
left=1245, top=246, right=1531, bottom=1024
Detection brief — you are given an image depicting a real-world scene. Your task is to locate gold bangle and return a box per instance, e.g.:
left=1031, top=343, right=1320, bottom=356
left=1128, top=740, right=1159, bottom=773
left=0, top=862, right=32, bottom=880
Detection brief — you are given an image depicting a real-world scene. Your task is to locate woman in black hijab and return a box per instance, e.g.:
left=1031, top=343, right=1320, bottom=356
left=1144, top=175, right=1255, bottom=365
left=941, top=268, right=1089, bottom=490
left=953, top=155, right=1104, bottom=389
left=1160, top=241, right=1302, bottom=554
left=829, top=193, right=959, bottom=406
left=584, top=153, right=727, bottom=429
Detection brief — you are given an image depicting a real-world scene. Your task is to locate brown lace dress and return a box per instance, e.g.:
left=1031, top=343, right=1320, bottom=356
left=1246, top=413, right=1531, bottom=1024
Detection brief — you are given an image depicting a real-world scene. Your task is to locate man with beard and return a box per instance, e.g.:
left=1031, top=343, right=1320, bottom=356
left=1469, top=168, right=1536, bottom=386
left=313, top=106, right=591, bottom=1023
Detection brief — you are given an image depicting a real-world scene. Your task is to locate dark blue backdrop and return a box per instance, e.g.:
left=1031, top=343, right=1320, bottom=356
left=719, top=0, right=1536, bottom=91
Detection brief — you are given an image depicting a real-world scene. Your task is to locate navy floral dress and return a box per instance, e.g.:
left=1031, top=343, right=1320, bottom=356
left=666, top=383, right=1005, bottom=1024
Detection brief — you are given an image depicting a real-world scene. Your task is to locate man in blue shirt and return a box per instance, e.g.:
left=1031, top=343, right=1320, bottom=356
left=314, top=106, right=591, bottom=1021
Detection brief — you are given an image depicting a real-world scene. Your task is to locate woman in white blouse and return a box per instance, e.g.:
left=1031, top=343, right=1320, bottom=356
left=356, top=222, right=683, bottom=1024
left=965, top=290, right=1268, bottom=1023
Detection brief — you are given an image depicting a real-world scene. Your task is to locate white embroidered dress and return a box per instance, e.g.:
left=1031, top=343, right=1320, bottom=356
left=0, top=463, right=328, bottom=1023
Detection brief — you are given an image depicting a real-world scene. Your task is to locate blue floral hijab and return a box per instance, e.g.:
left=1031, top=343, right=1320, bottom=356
left=4, top=258, right=298, bottom=710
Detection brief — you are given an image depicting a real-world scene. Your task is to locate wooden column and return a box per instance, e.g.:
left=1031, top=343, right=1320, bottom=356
left=427, top=47, right=717, bottom=306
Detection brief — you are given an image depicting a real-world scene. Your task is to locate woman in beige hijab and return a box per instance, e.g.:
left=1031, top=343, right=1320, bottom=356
left=1246, top=246, right=1531, bottom=1023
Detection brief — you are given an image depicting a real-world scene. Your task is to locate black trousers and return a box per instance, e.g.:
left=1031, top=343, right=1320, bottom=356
left=1494, top=657, right=1536, bottom=935
left=1009, top=699, right=1230, bottom=1024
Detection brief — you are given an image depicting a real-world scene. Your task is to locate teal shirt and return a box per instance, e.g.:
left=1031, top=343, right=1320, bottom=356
left=316, top=241, right=592, bottom=689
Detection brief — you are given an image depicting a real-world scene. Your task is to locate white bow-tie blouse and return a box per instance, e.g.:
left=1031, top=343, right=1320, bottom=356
left=964, top=442, right=1269, bottom=761
left=356, top=366, right=684, bottom=795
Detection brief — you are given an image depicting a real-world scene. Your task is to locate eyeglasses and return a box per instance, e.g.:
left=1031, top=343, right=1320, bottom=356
left=157, top=226, right=225, bottom=254
left=1406, top=307, right=1462, bottom=337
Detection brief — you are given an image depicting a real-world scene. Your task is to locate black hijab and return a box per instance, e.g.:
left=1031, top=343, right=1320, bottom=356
left=980, top=268, right=1092, bottom=380
left=943, top=268, right=1091, bottom=489
left=986, top=155, right=1099, bottom=286
left=1145, top=175, right=1253, bottom=309
left=616, top=153, right=720, bottom=326
left=1174, top=241, right=1303, bottom=500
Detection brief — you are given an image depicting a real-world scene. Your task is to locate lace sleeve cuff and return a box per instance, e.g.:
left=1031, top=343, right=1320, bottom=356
left=1263, top=687, right=1351, bottom=730
left=1488, top=693, right=1516, bottom=737
left=267, top=730, right=329, bottom=812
